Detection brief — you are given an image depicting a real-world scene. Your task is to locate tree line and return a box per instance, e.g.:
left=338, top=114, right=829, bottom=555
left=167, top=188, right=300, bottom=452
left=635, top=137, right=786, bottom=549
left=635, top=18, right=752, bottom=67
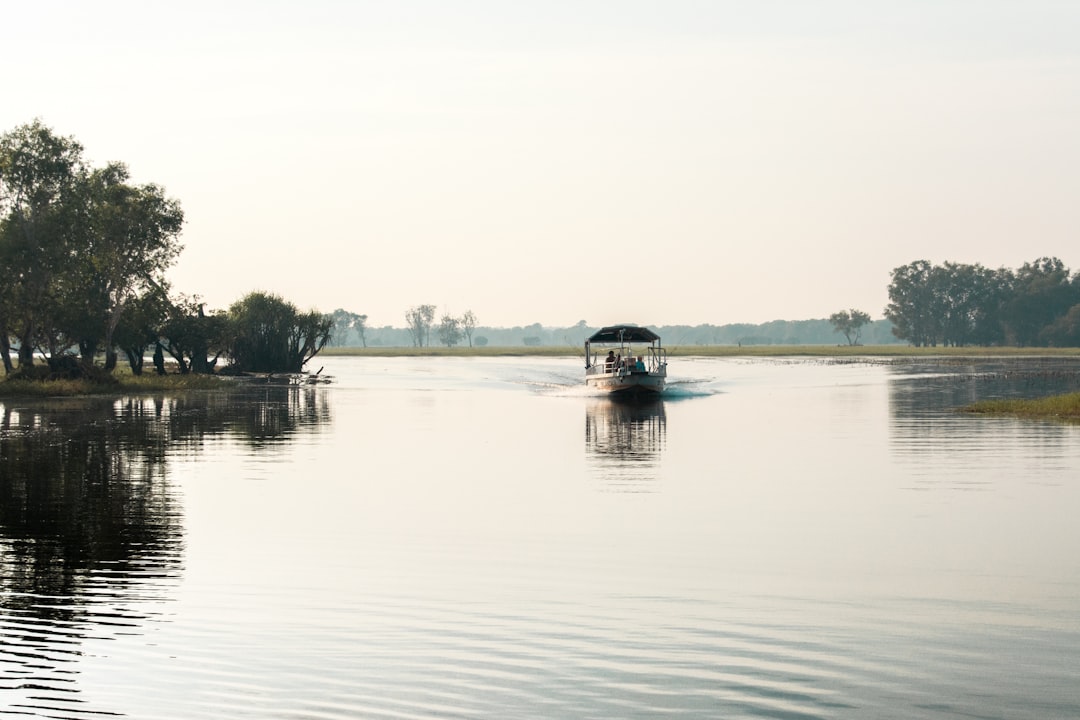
left=885, top=257, right=1080, bottom=347
left=0, top=120, right=331, bottom=377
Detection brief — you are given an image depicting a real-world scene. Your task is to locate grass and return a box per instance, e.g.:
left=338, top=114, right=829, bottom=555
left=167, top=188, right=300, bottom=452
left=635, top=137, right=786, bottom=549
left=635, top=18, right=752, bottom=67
left=0, top=371, right=229, bottom=398
left=961, top=392, right=1080, bottom=421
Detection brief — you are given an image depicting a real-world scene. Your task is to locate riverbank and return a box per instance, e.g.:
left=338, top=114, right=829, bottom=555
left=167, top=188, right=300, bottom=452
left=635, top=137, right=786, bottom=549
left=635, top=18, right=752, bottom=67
left=0, top=372, right=227, bottom=398
left=962, top=392, right=1080, bottom=420
left=322, top=344, right=1080, bottom=358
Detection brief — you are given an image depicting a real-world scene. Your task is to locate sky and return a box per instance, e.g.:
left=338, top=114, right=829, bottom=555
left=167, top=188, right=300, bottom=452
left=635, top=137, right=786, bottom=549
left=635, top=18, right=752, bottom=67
left=5, top=1, right=1080, bottom=329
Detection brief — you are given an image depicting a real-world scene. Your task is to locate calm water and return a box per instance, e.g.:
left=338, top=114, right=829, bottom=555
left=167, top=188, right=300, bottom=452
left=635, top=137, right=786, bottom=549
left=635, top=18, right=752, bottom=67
left=2, top=356, right=1079, bottom=719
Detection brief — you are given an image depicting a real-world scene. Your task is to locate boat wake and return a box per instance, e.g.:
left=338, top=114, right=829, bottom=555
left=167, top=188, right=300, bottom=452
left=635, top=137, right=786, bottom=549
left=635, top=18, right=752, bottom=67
left=530, top=377, right=722, bottom=399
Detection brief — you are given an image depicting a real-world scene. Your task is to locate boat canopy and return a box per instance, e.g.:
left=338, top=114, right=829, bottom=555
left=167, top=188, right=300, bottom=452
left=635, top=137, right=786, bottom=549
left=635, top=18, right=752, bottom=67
left=586, top=325, right=661, bottom=344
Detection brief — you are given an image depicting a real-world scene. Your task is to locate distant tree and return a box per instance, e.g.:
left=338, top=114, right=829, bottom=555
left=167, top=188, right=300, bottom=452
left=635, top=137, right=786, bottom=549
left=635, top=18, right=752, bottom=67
left=437, top=314, right=462, bottom=347
left=355, top=313, right=368, bottom=347
left=475, top=336, right=488, bottom=347
left=885, top=260, right=943, bottom=346
left=329, top=309, right=368, bottom=347
left=523, top=336, right=541, bottom=346
left=828, top=309, right=872, bottom=345
left=225, top=291, right=332, bottom=372
left=460, top=310, right=477, bottom=347
left=1001, top=257, right=1079, bottom=346
left=405, top=304, right=435, bottom=347
left=1040, top=304, right=1080, bottom=347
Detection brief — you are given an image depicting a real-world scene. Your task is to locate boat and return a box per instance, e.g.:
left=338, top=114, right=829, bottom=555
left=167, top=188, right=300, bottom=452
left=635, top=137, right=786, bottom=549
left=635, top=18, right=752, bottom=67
left=584, top=325, right=667, bottom=396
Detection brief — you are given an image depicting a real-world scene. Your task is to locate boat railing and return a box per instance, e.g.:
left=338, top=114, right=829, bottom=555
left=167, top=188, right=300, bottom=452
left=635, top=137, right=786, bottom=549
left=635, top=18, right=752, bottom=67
left=586, top=344, right=666, bottom=376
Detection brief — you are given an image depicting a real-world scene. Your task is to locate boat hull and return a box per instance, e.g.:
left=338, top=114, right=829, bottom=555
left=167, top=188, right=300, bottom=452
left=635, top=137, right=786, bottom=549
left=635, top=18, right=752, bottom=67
left=585, top=372, right=665, bottom=396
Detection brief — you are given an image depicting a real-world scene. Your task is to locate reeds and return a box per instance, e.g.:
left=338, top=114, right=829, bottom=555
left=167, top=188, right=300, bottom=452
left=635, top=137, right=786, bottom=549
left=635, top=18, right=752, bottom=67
left=962, top=392, right=1080, bottom=420
left=0, top=373, right=227, bottom=398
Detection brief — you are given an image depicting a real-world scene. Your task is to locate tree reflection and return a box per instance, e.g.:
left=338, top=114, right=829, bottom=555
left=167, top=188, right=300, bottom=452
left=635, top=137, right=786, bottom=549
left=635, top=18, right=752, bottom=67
left=584, top=397, right=667, bottom=492
left=0, top=386, right=331, bottom=712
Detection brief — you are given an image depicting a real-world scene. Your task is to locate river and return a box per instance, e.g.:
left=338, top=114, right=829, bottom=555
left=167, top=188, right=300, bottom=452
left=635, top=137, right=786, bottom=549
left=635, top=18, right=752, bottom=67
left=1, top=355, right=1079, bottom=719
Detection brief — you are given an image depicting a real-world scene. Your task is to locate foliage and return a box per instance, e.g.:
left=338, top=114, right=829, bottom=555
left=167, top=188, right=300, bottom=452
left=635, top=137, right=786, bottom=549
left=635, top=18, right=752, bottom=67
left=0, top=119, right=85, bottom=368
left=329, top=308, right=368, bottom=347
left=405, top=304, right=435, bottom=347
left=113, top=285, right=172, bottom=375
left=0, top=120, right=183, bottom=373
left=437, top=314, right=462, bottom=347
left=962, top=391, right=1080, bottom=420
left=460, top=310, right=477, bottom=347
left=828, top=309, right=872, bottom=345
left=160, top=296, right=227, bottom=374
left=0, top=369, right=226, bottom=397
left=224, top=291, right=332, bottom=373
left=886, top=257, right=1080, bottom=347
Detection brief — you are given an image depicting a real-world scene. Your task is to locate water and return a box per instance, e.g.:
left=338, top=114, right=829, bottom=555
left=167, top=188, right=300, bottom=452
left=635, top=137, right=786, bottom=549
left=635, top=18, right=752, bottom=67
left=2, top=356, right=1079, bottom=719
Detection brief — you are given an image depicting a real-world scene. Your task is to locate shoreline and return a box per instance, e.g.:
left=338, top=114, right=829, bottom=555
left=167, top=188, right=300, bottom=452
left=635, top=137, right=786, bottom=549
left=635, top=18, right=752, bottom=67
left=321, top=344, right=1080, bottom=358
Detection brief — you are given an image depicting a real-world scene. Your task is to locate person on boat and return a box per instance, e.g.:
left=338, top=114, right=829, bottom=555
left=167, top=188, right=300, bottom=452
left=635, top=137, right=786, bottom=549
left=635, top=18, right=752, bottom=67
left=606, top=351, right=616, bottom=370
left=635, top=356, right=646, bottom=372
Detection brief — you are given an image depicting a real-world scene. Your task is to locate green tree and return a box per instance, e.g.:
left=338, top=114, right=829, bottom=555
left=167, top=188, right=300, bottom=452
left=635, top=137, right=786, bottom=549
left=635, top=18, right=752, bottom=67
left=1040, top=304, right=1080, bottom=347
left=0, top=119, right=85, bottom=369
left=936, top=262, right=1010, bottom=347
left=329, top=309, right=368, bottom=347
left=828, top=309, right=872, bottom=345
left=75, top=163, right=183, bottom=370
left=437, top=314, right=462, bottom=347
left=405, top=304, right=435, bottom=347
left=160, top=296, right=227, bottom=374
left=113, top=285, right=172, bottom=375
left=0, top=121, right=184, bottom=374
left=460, top=310, right=477, bottom=347
left=885, top=260, right=944, bottom=346
left=1001, top=257, right=1079, bottom=346
left=225, top=292, right=332, bottom=373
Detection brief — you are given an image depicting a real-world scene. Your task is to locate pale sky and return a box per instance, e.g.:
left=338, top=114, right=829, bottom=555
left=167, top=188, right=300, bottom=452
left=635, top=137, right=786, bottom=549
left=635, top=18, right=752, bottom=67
left=6, top=1, right=1079, bottom=328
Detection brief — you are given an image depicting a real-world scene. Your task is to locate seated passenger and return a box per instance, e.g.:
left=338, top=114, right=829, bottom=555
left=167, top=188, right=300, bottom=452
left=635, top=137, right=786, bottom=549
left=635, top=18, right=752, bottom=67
left=635, top=356, right=646, bottom=371
left=605, top=350, right=616, bottom=370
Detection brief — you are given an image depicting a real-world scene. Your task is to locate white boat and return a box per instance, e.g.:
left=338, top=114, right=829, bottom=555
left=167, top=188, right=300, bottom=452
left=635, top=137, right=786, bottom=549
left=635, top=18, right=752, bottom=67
left=584, top=325, right=667, bottom=396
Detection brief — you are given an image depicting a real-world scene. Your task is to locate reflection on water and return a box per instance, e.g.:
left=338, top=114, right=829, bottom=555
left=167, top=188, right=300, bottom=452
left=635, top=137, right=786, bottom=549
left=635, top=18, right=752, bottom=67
left=584, top=397, right=666, bottom=491
left=888, top=358, right=1080, bottom=489
left=2, top=357, right=1079, bottom=719
left=888, top=357, right=1080, bottom=417
left=0, top=387, right=329, bottom=717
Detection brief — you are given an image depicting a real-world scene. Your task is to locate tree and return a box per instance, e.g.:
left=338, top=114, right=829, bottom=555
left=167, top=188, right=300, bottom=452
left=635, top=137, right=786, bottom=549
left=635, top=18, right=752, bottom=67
left=1001, top=257, right=1079, bottom=346
left=1040, top=304, right=1080, bottom=347
left=329, top=309, right=368, bottom=347
left=460, top=310, right=477, bottom=347
left=0, top=119, right=85, bottom=369
left=75, top=163, right=183, bottom=370
left=885, top=260, right=944, bottom=346
left=437, top=314, right=462, bottom=347
left=405, top=304, right=435, bottom=347
left=225, top=291, right=332, bottom=373
left=828, top=309, right=871, bottom=345
left=160, top=296, right=227, bottom=374
left=113, top=284, right=172, bottom=375
left=0, top=120, right=184, bottom=374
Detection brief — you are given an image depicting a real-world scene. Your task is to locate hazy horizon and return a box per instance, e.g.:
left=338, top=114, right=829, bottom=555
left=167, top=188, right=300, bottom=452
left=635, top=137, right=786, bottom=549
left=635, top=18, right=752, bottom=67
left=7, top=2, right=1079, bottom=329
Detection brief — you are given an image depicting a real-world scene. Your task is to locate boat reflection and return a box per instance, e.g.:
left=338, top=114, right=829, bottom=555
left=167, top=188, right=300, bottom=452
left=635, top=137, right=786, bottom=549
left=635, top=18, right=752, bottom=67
left=584, top=397, right=667, bottom=492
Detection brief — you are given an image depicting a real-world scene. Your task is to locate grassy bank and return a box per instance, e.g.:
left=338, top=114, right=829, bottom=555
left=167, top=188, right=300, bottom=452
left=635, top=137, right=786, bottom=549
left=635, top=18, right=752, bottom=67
left=962, top=392, right=1080, bottom=421
left=322, top=344, right=1080, bottom=358
left=0, top=372, right=228, bottom=398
